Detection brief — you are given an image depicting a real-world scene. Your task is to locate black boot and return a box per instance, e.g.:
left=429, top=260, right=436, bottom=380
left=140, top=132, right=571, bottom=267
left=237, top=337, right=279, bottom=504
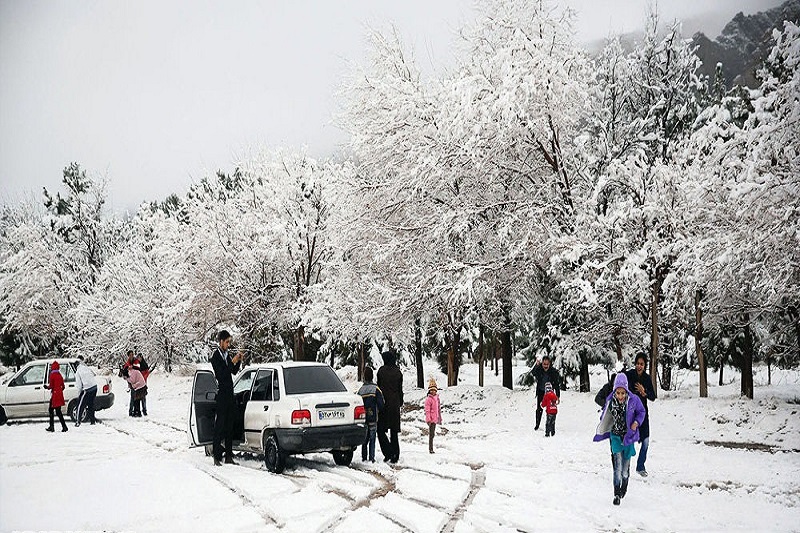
left=613, top=487, right=621, bottom=505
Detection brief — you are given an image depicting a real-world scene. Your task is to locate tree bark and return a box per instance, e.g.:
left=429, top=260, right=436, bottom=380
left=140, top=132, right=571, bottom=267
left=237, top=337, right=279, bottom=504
left=357, top=342, right=365, bottom=382
left=293, top=325, right=306, bottom=361
left=612, top=326, right=623, bottom=362
left=415, top=318, right=424, bottom=389
left=741, top=313, right=754, bottom=399
left=649, top=280, right=660, bottom=392
left=695, top=290, right=708, bottom=398
left=719, top=363, right=724, bottom=386
left=579, top=351, right=590, bottom=392
left=502, top=310, right=513, bottom=390
left=478, top=324, right=485, bottom=388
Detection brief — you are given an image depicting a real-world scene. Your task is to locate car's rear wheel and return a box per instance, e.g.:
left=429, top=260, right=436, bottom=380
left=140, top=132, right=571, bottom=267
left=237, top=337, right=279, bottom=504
left=332, top=449, right=353, bottom=466
left=0, top=406, right=7, bottom=426
left=264, top=434, right=286, bottom=474
left=68, top=400, right=89, bottom=423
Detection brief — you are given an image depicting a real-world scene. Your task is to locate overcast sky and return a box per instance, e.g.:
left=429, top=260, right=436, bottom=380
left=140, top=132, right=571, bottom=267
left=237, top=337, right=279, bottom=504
left=0, top=0, right=781, bottom=213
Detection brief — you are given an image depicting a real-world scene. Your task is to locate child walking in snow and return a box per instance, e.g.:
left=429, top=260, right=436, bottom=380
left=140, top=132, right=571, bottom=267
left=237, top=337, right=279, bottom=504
left=541, top=382, right=559, bottom=437
left=425, top=378, right=442, bottom=453
left=357, top=366, right=384, bottom=462
left=593, top=373, right=645, bottom=505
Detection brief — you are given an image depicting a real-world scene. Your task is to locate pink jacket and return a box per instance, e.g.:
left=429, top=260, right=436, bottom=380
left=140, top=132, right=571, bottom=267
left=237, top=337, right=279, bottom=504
left=126, top=368, right=147, bottom=391
left=424, top=393, right=442, bottom=424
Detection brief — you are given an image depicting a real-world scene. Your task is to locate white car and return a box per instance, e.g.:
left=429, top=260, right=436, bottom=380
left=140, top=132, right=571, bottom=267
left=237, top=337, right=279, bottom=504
left=188, top=361, right=366, bottom=473
left=0, top=359, right=114, bottom=425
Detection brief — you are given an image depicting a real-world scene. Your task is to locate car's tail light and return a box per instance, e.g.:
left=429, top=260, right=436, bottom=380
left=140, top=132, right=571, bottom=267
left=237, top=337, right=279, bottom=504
left=354, top=405, right=366, bottom=421
left=291, top=409, right=311, bottom=425
left=103, top=383, right=110, bottom=394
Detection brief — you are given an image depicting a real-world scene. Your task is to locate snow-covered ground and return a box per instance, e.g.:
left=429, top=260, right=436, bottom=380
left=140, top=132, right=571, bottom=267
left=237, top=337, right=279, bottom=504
left=1, top=361, right=799, bottom=532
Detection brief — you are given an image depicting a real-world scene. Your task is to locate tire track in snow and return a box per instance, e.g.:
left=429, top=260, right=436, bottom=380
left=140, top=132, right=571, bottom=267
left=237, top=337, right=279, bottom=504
left=442, top=463, right=486, bottom=533
left=193, top=462, right=280, bottom=528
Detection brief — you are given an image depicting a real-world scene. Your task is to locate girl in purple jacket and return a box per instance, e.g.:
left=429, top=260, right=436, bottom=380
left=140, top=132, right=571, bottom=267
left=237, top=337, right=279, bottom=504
left=594, top=373, right=645, bottom=505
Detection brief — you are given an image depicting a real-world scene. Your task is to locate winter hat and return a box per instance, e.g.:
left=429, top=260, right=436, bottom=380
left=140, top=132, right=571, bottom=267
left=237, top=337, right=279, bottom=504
left=51, top=361, right=60, bottom=371
left=613, top=372, right=629, bottom=392
left=544, top=382, right=553, bottom=392
left=428, top=378, right=438, bottom=394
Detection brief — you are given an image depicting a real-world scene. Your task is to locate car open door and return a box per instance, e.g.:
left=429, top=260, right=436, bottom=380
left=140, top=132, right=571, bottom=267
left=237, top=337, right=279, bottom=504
left=188, top=370, right=217, bottom=447
left=243, top=368, right=277, bottom=448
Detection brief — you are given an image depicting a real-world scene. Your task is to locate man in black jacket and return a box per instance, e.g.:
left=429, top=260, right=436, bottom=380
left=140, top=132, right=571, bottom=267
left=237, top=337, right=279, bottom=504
left=625, top=353, right=656, bottom=476
left=377, top=351, right=403, bottom=463
left=531, top=356, right=560, bottom=431
left=210, top=330, right=243, bottom=466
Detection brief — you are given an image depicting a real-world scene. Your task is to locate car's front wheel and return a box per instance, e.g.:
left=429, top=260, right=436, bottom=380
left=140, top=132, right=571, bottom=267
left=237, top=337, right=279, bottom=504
left=264, top=434, right=286, bottom=474
left=331, top=449, right=354, bottom=466
left=0, top=406, right=7, bottom=426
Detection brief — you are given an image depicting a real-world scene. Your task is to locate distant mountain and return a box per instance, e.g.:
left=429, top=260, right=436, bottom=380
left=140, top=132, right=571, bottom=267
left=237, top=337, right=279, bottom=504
left=693, top=0, right=800, bottom=88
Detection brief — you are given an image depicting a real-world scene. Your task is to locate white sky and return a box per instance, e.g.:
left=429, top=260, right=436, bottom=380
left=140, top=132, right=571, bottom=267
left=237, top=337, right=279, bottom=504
left=0, top=0, right=781, bottom=213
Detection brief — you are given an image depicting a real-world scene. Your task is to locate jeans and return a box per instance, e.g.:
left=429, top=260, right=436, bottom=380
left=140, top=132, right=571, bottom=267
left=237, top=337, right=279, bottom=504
left=611, top=451, right=631, bottom=491
left=362, top=424, right=377, bottom=461
left=545, top=413, right=556, bottom=436
left=636, top=437, right=650, bottom=472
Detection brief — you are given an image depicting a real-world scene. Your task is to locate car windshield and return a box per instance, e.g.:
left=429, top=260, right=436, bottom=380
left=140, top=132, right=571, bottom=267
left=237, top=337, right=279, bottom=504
left=283, top=366, right=347, bottom=395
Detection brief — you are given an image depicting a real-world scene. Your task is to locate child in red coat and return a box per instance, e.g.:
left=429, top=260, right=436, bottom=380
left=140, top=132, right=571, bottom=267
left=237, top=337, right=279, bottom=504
left=540, top=382, right=559, bottom=437
left=45, top=361, right=68, bottom=432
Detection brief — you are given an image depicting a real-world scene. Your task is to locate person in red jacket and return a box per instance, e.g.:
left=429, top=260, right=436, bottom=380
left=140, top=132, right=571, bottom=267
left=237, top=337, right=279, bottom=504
left=45, top=361, right=68, bottom=432
left=540, top=382, right=559, bottom=437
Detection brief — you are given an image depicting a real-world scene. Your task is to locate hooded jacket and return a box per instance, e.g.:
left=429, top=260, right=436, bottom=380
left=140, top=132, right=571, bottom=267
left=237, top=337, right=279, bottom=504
left=593, top=373, right=645, bottom=446
left=46, top=361, right=66, bottom=408
left=424, top=392, right=442, bottom=424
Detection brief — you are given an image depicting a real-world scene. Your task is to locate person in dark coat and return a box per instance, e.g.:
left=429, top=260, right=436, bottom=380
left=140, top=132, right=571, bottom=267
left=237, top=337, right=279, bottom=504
left=531, top=356, right=561, bottom=431
left=45, top=361, right=68, bottom=432
left=625, top=353, right=656, bottom=477
left=377, top=351, right=403, bottom=463
left=210, top=330, right=243, bottom=466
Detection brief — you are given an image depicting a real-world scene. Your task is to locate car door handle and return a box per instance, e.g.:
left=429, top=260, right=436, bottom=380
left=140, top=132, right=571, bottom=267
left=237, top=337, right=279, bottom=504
left=34, top=387, right=41, bottom=390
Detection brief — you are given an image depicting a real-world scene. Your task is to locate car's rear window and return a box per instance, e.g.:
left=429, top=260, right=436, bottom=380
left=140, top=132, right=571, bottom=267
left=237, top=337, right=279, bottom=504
left=283, top=366, right=346, bottom=395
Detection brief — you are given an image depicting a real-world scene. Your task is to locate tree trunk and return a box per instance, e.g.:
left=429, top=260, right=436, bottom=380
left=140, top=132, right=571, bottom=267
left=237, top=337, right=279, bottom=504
left=661, top=363, right=672, bottom=392
left=415, top=318, right=424, bottom=389
left=502, top=310, right=513, bottom=390
left=489, top=333, right=495, bottom=372
left=495, top=332, right=500, bottom=377
left=649, top=280, right=660, bottom=392
left=478, top=324, right=485, bottom=388
left=612, top=326, right=623, bottom=362
left=695, top=290, right=708, bottom=398
left=741, top=313, right=754, bottom=399
left=767, top=356, right=772, bottom=386
left=719, top=363, right=724, bottom=386
left=293, top=325, right=305, bottom=361
left=579, top=351, right=590, bottom=392
left=357, top=342, right=365, bottom=382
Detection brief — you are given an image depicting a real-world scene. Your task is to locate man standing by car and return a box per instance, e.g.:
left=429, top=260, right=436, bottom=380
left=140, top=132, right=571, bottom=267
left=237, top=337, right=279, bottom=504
left=210, top=330, right=243, bottom=466
left=377, top=351, right=403, bottom=463
left=531, top=355, right=560, bottom=431
left=626, top=353, right=657, bottom=477
left=74, top=356, right=98, bottom=426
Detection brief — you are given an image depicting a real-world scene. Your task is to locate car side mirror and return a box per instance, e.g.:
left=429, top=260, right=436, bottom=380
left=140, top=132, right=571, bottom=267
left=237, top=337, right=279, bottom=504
left=205, top=391, right=217, bottom=401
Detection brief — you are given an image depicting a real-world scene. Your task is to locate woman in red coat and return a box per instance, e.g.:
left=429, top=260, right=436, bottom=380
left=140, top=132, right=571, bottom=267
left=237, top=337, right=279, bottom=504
left=45, top=361, right=68, bottom=432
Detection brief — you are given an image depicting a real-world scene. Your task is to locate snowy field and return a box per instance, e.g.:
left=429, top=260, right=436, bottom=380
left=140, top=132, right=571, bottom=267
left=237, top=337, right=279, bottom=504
left=1, top=361, right=799, bottom=532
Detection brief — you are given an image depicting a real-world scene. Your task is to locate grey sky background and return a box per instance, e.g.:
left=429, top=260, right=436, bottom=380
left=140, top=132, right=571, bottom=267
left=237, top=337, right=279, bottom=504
left=0, top=0, right=780, bottom=214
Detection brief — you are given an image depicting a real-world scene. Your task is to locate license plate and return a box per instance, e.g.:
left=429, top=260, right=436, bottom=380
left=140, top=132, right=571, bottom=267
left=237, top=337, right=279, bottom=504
left=318, top=410, right=345, bottom=420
